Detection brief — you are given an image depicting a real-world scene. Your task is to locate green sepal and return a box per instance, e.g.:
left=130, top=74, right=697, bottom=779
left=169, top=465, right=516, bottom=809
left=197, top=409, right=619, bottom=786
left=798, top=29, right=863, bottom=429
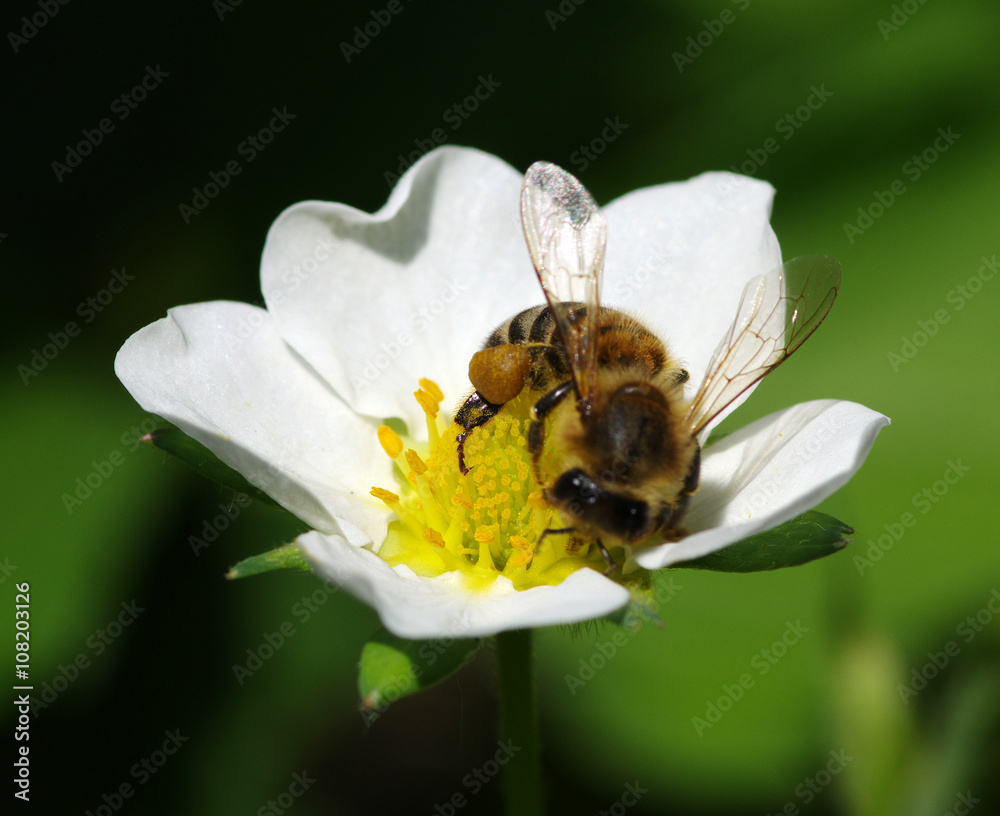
left=358, top=628, right=481, bottom=711
left=674, top=510, right=853, bottom=572
left=603, top=597, right=662, bottom=632
left=144, top=427, right=284, bottom=510
left=226, top=543, right=312, bottom=580
left=602, top=570, right=663, bottom=632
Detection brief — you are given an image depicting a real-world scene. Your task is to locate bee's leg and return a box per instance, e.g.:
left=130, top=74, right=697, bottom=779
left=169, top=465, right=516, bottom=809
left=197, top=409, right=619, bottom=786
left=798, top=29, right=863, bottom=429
left=538, top=526, right=618, bottom=573
left=683, top=444, right=701, bottom=494
left=656, top=444, right=701, bottom=538
left=537, top=525, right=576, bottom=546
left=673, top=444, right=701, bottom=526
left=527, top=380, right=575, bottom=463
left=455, top=391, right=503, bottom=474
left=595, top=539, right=619, bottom=573
left=532, top=525, right=578, bottom=572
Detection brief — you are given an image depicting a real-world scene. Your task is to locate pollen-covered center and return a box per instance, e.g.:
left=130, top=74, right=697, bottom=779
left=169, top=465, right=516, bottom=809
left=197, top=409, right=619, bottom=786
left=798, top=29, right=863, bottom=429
left=369, top=379, right=606, bottom=591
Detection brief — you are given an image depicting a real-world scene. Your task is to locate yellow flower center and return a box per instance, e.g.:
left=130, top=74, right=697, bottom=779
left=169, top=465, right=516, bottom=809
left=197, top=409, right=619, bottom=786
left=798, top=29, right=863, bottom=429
left=370, top=379, right=607, bottom=591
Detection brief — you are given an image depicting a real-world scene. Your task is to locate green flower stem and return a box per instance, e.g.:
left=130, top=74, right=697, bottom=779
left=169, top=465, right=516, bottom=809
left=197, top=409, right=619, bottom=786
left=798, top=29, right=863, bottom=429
left=496, top=629, right=543, bottom=816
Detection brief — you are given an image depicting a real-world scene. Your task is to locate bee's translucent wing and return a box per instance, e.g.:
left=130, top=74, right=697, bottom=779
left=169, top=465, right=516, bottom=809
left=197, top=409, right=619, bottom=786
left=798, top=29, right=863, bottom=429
left=687, top=255, right=841, bottom=437
left=521, top=161, right=606, bottom=404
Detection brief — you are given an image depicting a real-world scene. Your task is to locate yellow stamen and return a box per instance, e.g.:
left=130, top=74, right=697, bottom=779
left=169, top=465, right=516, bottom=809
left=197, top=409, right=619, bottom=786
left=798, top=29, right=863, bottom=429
left=423, top=528, right=446, bottom=548
left=414, top=387, right=439, bottom=419
left=452, top=492, right=474, bottom=509
left=419, top=378, right=444, bottom=403
left=508, top=534, right=534, bottom=569
left=405, top=448, right=428, bottom=475
left=508, top=549, right=534, bottom=569
left=510, top=534, right=532, bottom=552
left=528, top=490, right=548, bottom=509
left=377, top=425, right=403, bottom=459
left=368, top=383, right=608, bottom=591
left=418, top=377, right=444, bottom=402
left=414, top=385, right=442, bottom=447
left=370, top=486, right=399, bottom=505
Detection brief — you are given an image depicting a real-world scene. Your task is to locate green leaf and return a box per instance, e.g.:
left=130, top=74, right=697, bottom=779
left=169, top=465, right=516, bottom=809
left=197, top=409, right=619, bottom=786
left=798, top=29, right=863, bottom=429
left=226, top=543, right=312, bottom=580
left=358, top=629, right=480, bottom=712
left=673, top=510, right=853, bottom=572
left=144, top=427, right=283, bottom=510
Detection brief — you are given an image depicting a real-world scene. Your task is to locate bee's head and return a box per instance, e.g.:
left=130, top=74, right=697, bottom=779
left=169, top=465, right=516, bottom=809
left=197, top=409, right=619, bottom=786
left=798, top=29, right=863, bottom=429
left=548, top=468, right=654, bottom=542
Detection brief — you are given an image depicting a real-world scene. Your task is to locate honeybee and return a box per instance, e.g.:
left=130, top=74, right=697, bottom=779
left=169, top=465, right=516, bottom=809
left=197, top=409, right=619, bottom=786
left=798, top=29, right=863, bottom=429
left=456, top=161, right=840, bottom=569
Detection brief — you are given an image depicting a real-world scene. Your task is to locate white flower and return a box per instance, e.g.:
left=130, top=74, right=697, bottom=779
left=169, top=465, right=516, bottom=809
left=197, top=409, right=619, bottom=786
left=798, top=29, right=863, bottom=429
left=115, top=146, right=888, bottom=639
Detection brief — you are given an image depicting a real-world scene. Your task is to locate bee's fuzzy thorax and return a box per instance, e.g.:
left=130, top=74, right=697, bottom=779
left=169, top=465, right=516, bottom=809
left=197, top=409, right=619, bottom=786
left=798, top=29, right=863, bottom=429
left=543, top=366, right=698, bottom=507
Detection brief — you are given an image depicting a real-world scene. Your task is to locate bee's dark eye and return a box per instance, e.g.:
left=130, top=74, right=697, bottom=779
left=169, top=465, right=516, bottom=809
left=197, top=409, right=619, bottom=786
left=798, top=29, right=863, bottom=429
left=551, top=468, right=650, bottom=541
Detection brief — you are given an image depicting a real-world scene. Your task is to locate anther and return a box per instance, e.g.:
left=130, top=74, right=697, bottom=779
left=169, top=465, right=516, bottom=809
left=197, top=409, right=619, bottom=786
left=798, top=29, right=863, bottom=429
left=405, top=449, right=428, bottom=475
left=423, top=529, right=446, bottom=548
left=370, top=487, right=399, bottom=505
left=419, top=378, right=444, bottom=403
left=452, top=492, right=474, bottom=509
left=377, top=425, right=403, bottom=459
left=414, top=388, right=439, bottom=419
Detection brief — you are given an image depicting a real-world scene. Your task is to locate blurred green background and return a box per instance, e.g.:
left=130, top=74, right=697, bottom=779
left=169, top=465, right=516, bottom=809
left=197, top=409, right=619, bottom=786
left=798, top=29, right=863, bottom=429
left=4, top=1, right=999, bottom=813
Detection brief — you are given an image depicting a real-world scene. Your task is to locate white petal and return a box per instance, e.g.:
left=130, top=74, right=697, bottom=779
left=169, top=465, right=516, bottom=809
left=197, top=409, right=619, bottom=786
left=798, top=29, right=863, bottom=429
left=260, top=146, right=541, bottom=434
left=603, top=172, right=782, bottom=426
left=115, top=301, right=393, bottom=541
left=635, top=400, right=890, bottom=569
left=298, top=530, right=630, bottom=639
